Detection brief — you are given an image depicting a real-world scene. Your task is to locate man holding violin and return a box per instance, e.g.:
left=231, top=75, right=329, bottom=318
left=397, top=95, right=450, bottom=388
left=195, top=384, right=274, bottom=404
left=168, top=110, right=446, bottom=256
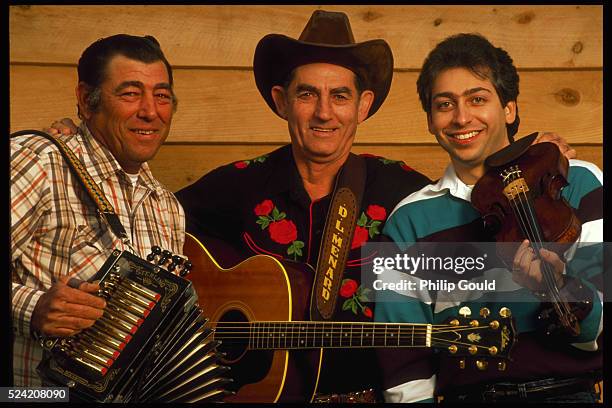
left=375, top=33, right=603, bottom=403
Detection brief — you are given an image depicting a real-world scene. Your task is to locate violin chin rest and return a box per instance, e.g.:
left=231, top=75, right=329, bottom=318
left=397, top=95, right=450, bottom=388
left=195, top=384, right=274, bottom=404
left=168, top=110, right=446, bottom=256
left=485, top=132, right=539, bottom=167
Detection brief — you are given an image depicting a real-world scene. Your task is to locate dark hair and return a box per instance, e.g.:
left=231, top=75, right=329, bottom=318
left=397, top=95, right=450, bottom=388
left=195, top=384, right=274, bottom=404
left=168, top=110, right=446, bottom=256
left=417, top=33, right=520, bottom=139
left=77, top=34, right=176, bottom=112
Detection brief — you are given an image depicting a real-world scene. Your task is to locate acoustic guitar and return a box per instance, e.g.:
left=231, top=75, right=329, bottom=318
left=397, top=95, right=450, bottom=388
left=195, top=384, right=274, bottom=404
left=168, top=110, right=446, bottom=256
left=183, top=233, right=516, bottom=403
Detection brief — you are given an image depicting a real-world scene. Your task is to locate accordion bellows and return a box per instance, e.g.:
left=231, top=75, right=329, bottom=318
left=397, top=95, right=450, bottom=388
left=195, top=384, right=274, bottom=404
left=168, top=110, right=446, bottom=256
left=37, top=248, right=231, bottom=402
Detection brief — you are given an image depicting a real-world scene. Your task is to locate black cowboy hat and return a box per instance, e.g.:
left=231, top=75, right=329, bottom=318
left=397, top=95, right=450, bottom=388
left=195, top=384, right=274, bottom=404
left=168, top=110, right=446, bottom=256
left=253, top=10, right=393, bottom=120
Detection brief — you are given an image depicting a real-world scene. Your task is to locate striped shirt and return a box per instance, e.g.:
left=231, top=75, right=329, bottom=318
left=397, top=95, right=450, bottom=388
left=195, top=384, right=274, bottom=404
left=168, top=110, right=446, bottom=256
left=11, top=123, right=185, bottom=386
left=376, top=160, right=603, bottom=402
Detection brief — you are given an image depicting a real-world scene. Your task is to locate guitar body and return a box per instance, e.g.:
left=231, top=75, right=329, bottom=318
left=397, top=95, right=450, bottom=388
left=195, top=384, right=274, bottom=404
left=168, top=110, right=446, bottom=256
left=183, top=233, right=321, bottom=402
left=182, top=233, right=517, bottom=402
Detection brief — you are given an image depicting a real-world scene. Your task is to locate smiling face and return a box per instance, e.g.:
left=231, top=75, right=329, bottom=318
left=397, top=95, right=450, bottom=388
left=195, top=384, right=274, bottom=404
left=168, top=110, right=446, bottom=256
left=428, top=67, right=516, bottom=184
left=78, top=55, right=174, bottom=174
left=271, top=63, right=373, bottom=167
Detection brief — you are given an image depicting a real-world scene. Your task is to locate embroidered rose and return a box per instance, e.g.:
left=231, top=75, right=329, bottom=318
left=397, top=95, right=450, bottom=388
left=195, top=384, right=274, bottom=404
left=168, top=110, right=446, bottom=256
left=366, top=204, right=386, bottom=221
left=269, top=219, right=298, bottom=244
left=234, top=154, right=269, bottom=169
left=400, top=163, right=414, bottom=172
left=351, top=226, right=370, bottom=249
left=340, top=278, right=373, bottom=318
left=340, top=279, right=359, bottom=298
left=254, top=199, right=274, bottom=216
left=254, top=200, right=304, bottom=260
left=352, top=204, right=387, bottom=248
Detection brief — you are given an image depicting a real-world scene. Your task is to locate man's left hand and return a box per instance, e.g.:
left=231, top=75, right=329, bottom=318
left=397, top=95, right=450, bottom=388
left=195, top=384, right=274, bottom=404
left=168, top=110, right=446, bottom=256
left=511, top=239, right=565, bottom=292
left=534, top=132, right=577, bottom=160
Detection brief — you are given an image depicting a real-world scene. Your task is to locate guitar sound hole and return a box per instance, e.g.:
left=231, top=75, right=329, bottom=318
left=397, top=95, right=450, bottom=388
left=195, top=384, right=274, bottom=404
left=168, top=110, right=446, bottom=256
left=216, top=309, right=249, bottom=363
left=215, top=309, right=275, bottom=391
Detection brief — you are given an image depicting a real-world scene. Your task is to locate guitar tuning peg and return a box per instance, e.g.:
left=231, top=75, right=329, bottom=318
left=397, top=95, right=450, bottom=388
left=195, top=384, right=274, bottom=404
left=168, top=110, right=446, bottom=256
left=459, top=359, right=466, bottom=369
left=479, top=307, right=491, bottom=318
left=499, top=307, right=512, bottom=318
left=459, top=306, right=471, bottom=317
left=476, top=360, right=488, bottom=371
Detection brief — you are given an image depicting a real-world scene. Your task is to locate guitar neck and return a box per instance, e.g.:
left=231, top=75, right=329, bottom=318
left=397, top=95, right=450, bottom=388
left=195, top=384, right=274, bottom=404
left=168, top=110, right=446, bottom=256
left=217, top=321, right=433, bottom=350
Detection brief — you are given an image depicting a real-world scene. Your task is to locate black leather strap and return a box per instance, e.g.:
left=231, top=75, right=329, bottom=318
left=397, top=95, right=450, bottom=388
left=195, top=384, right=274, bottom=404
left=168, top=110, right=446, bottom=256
left=310, top=153, right=366, bottom=320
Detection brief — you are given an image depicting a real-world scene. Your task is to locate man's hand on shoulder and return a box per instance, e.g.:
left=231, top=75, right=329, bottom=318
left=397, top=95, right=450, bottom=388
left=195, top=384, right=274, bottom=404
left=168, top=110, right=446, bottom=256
left=44, top=118, right=78, bottom=136
left=31, top=275, right=106, bottom=337
left=534, top=132, right=577, bottom=160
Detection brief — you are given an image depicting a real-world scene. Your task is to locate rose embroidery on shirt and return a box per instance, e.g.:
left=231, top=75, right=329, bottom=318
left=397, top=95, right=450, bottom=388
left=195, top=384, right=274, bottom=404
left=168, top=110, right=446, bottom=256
left=234, top=154, right=269, bottom=169
left=340, top=278, right=372, bottom=318
left=351, top=204, right=387, bottom=249
left=255, top=199, right=304, bottom=260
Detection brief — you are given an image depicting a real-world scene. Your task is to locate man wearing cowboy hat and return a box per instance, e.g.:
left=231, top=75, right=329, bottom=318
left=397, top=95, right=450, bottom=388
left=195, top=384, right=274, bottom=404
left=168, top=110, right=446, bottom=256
left=176, top=10, right=432, bottom=402
left=44, top=9, right=576, bottom=402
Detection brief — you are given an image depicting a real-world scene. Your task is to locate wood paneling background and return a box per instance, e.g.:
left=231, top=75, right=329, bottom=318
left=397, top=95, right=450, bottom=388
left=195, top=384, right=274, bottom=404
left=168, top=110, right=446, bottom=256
left=10, top=5, right=602, bottom=191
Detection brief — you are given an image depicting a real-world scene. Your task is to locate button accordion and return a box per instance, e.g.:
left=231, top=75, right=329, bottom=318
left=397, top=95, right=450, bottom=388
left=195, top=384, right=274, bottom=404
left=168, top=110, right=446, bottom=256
left=37, top=247, right=231, bottom=402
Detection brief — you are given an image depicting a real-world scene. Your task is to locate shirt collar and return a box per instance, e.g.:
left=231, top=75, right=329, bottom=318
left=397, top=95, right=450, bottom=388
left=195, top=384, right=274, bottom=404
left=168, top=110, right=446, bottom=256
left=429, top=162, right=474, bottom=202
left=76, top=122, right=166, bottom=197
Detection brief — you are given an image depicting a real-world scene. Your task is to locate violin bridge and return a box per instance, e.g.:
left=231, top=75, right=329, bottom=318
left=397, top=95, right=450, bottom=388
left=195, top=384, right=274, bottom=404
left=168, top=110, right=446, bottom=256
left=426, top=324, right=432, bottom=348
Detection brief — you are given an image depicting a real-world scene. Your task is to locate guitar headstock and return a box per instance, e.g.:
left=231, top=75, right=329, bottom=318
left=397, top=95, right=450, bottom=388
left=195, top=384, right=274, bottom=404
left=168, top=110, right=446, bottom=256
left=433, top=306, right=516, bottom=371
left=146, top=246, right=193, bottom=277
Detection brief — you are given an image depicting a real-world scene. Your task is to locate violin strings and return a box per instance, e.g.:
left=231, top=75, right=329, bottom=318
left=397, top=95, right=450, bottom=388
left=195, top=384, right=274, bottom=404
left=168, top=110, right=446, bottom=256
left=510, top=177, right=569, bottom=316
left=515, top=188, right=566, bottom=307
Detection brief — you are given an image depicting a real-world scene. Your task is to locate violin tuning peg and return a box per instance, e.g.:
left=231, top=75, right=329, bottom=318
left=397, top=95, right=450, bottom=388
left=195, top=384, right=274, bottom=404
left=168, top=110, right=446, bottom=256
left=146, top=253, right=156, bottom=262
left=151, top=246, right=162, bottom=255
left=183, top=260, right=193, bottom=272
left=172, top=255, right=184, bottom=265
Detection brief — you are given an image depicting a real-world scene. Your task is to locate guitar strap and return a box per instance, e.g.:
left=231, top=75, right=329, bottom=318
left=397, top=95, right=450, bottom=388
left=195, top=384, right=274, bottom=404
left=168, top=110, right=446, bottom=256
left=310, top=153, right=366, bottom=321
left=11, top=129, right=131, bottom=245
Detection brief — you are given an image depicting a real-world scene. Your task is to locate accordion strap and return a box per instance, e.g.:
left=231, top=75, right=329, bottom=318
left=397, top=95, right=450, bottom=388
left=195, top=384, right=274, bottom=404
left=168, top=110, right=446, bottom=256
left=310, top=153, right=366, bottom=320
left=11, top=129, right=130, bottom=243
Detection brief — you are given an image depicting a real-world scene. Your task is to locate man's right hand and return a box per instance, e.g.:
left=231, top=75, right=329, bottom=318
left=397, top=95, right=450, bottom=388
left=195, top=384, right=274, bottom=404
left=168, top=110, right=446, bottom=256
left=44, top=118, right=78, bottom=136
left=31, top=276, right=106, bottom=337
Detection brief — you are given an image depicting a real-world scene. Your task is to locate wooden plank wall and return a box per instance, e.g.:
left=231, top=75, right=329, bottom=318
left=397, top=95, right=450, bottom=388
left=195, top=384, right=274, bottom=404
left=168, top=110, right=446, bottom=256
left=10, top=5, right=602, bottom=191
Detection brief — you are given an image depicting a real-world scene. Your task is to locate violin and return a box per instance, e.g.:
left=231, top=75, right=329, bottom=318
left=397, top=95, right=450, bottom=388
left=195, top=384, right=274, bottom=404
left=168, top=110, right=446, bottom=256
left=471, top=132, right=585, bottom=337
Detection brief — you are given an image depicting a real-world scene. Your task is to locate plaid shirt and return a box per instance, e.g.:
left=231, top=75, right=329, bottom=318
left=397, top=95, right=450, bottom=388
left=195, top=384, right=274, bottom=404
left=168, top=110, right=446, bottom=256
left=11, top=123, right=185, bottom=386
